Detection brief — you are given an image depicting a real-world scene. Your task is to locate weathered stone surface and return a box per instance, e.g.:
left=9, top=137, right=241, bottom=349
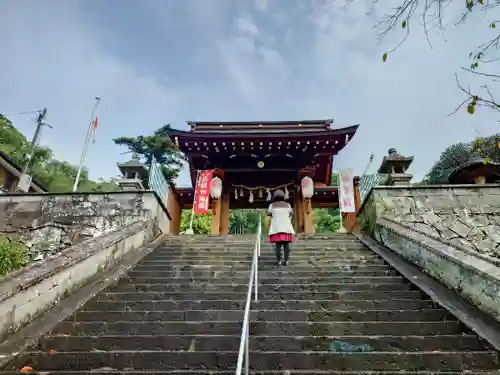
left=0, top=220, right=161, bottom=341
left=0, top=192, right=170, bottom=262
left=372, top=217, right=500, bottom=324
left=358, top=184, right=500, bottom=259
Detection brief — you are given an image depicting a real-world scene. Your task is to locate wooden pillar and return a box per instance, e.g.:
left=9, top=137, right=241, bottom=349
left=293, top=186, right=301, bottom=233
left=211, top=198, right=221, bottom=235
left=210, top=169, right=224, bottom=235
left=220, top=192, right=230, bottom=235
left=166, top=186, right=182, bottom=234
left=302, top=197, right=314, bottom=234
left=297, top=168, right=316, bottom=234
left=343, top=177, right=361, bottom=233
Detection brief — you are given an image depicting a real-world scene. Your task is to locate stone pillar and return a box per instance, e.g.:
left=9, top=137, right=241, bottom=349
left=474, top=175, right=486, bottom=184
left=220, top=192, right=230, bottom=235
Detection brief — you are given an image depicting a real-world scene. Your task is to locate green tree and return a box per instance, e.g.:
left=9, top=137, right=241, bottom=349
left=113, top=124, right=185, bottom=183
left=424, top=142, right=474, bottom=184
left=423, top=133, right=500, bottom=183
left=373, top=0, right=500, bottom=114
left=230, top=210, right=247, bottom=234
left=311, top=172, right=342, bottom=232
left=314, top=208, right=341, bottom=233
left=180, top=210, right=211, bottom=234
left=0, top=114, right=118, bottom=193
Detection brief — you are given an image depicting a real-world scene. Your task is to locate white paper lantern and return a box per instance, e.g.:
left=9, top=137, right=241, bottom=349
left=210, top=177, right=223, bottom=199
left=301, top=176, right=314, bottom=199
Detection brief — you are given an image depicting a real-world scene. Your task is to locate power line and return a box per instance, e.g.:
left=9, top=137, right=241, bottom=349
left=1, top=110, right=42, bottom=117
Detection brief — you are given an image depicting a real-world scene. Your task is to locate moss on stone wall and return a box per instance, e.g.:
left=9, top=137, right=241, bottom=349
left=0, top=234, right=28, bottom=278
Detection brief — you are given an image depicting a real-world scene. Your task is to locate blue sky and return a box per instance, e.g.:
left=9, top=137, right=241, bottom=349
left=0, top=0, right=498, bottom=187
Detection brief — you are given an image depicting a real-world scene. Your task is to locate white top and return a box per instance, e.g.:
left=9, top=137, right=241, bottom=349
left=267, top=202, right=295, bottom=235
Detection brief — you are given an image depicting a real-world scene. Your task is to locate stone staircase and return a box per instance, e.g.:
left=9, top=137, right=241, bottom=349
left=2, top=233, right=500, bottom=374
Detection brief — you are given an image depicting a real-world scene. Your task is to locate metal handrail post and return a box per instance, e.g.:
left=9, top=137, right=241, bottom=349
left=235, top=215, right=262, bottom=375
left=235, top=262, right=255, bottom=375
left=244, top=326, right=249, bottom=375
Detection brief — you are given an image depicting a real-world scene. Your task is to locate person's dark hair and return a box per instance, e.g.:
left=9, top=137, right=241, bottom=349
left=273, top=194, right=285, bottom=202
left=272, top=189, right=285, bottom=202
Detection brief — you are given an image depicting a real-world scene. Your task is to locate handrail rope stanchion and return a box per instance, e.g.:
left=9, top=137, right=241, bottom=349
left=235, top=214, right=261, bottom=375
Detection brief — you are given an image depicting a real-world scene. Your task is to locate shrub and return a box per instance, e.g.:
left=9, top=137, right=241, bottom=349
left=0, top=234, right=28, bottom=278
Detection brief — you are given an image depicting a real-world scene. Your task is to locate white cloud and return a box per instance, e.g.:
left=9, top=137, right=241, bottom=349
left=236, top=17, right=259, bottom=35
left=1, top=0, right=498, bottom=189
left=0, top=0, right=189, bottom=183
left=254, top=0, right=268, bottom=12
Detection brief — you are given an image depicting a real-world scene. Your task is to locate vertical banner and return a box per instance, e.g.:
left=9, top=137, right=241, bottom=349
left=339, top=168, right=355, bottom=213
left=193, top=170, right=214, bottom=215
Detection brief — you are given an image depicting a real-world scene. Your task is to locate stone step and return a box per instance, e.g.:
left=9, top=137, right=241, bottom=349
left=150, top=246, right=373, bottom=253
left=90, top=290, right=425, bottom=302
left=130, top=264, right=393, bottom=271
left=140, top=254, right=382, bottom=261
left=65, top=309, right=453, bottom=323
left=3, top=371, right=500, bottom=375
left=9, top=350, right=499, bottom=371
left=155, top=243, right=368, bottom=249
left=50, top=321, right=462, bottom=336
left=120, top=276, right=407, bottom=285
left=82, top=299, right=435, bottom=312
left=159, top=245, right=370, bottom=251
left=125, top=269, right=399, bottom=278
left=37, top=334, right=486, bottom=352
left=136, top=259, right=387, bottom=266
left=104, top=282, right=412, bottom=293
left=155, top=244, right=370, bottom=251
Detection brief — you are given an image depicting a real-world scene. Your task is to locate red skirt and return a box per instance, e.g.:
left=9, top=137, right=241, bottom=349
left=268, top=233, right=293, bottom=243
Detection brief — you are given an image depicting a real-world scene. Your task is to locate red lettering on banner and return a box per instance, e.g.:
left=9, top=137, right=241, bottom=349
left=193, top=170, right=214, bottom=215
left=343, top=197, right=354, bottom=208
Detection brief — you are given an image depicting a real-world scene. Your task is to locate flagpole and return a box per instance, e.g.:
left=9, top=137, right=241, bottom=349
left=72, top=96, right=100, bottom=192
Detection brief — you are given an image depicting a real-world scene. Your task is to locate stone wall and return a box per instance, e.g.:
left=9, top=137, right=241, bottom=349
left=0, top=220, right=160, bottom=341
left=358, top=185, right=500, bottom=261
left=358, top=184, right=500, bottom=322
left=0, top=191, right=170, bottom=261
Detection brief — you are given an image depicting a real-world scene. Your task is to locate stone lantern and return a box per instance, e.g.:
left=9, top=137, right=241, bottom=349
left=117, top=154, right=149, bottom=191
left=378, top=148, right=414, bottom=185
left=448, top=157, right=500, bottom=185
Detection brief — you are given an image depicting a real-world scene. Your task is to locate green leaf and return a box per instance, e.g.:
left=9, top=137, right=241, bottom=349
left=382, top=53, right=388, bottom=62
left=402, top=20, right=407, bottom=29
left=491, top=23, right=496, bottom=28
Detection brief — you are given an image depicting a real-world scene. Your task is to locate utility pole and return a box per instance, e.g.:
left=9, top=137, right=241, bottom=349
left=21, top=108, right=47, bottom=174
left=17, top=108, right=50, bottom=192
